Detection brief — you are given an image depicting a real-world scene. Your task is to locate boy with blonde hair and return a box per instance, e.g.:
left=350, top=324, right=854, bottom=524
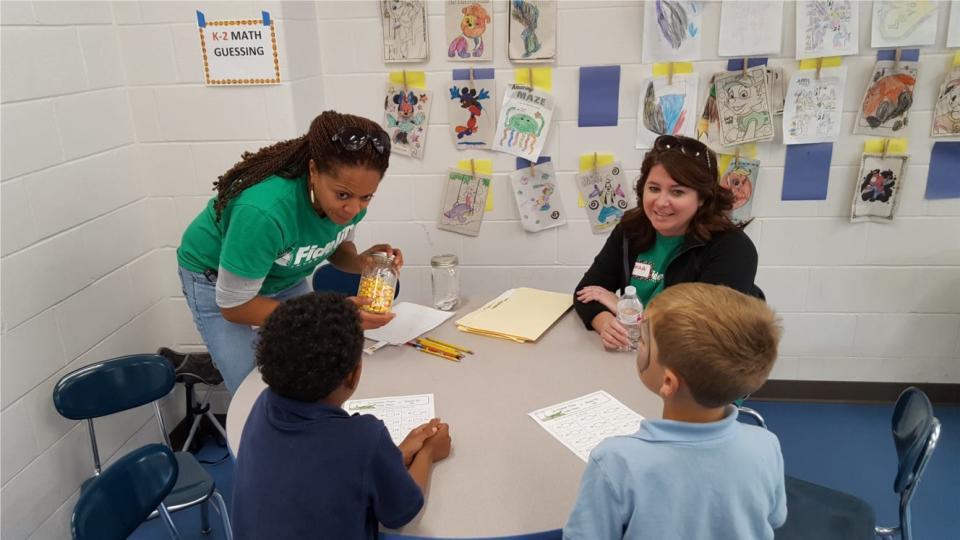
left=565, top=283, right=786, bottom=540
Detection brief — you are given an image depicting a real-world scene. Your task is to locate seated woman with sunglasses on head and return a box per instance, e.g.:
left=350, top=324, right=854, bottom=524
left=574, top=135, right=763, bottom=351
left=176, top=111, right=403, bottom=393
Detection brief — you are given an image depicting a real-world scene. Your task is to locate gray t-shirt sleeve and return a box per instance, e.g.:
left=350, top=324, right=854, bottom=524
left=215, top=266, right=264, bottom=308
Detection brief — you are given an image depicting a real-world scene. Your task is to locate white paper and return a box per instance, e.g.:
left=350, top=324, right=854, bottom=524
left=576, top=161, right=630, bottom=234
left=714, top=66, right=776, bottom=146
left=949, top=0, right=960, bottom=48
left=381, top=0, right=429, bottom=62
left=344, top=394, right=435, bottom=445
left=871, top=0, right=939, bottom=48
left=199, top=16, right=281, bottom=85
left=492, top=85, right=554, bottom=161
left=636, top=75, right=699, bottom=149
left=795, top=0, right=859, bottom=60
left=529, top=390, right=644, bottom=462
left=510, top=161, right=567, bottom=233
left=445, top=0, right=494, bottom=61
left=363, top=302, right=455, bottom=345
left=384, top=83, right=432, bottom=159
left=718, top=1, right=783, bottom=57
left=782, top=66, right=847, bottom=145
left=642, top=1, right=703, bottom=63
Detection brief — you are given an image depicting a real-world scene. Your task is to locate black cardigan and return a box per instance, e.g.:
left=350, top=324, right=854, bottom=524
left=573, top=224, right=763, bottom=329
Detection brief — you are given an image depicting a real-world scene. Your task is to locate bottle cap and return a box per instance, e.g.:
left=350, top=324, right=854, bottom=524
left=430, top=254, right=458, bottom=268
left=372, top=251, right=395, bottom=263
left=624, top=286, right=637, bottom=296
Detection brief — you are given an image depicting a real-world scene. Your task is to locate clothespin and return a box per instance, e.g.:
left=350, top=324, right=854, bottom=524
left=815, top=58, right=823, bottom=81
left=733, top=146, right=741, bottom=167
left=528, top=159, right=537, bottom=178
left=742, top=57, right=749, bottom=75
left=881, top=138, right=890, bottom=159
left=468, top=67, right=474, bottom=89
left=893, top=48, right=901, bottom=71
left=593, top=152, right=599, bottom=175
left=402, top=69, right=408, bottom=93
left=470, top=158, right=476, bottom=180
left=667, top=62, right=674, bottom=85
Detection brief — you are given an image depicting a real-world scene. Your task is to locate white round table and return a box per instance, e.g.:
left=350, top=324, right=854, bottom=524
left=226, top=300, right=662, bottom=538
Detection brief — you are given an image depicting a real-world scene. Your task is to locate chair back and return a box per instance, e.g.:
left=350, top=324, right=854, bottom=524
left=891, top=387, right=939, bottom=494
left=53, top=355, right=176, bottom=420
left=72, top=443, right=179, bottom=540
left=312, top=263, right=400, bottom=298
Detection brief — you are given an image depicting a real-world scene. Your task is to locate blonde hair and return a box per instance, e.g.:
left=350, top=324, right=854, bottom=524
left=646, top=283, right=782, bottom=408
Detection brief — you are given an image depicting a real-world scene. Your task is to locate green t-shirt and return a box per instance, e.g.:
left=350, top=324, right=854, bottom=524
left=177, top=175, right=366, bottom=295
left=629, top=233, right=686, bottom=306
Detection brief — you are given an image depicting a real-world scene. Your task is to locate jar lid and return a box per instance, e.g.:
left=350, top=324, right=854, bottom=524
left=372, top=252, right=395, bottom=262
left=430, top=254, right=458, bottom=268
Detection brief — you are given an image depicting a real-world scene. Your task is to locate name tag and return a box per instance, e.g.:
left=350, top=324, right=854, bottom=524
left=632, top=261, right=653, bottom=280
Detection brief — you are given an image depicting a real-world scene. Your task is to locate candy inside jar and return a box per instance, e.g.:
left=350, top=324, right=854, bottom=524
left=357, top=252, right=398, bottom=314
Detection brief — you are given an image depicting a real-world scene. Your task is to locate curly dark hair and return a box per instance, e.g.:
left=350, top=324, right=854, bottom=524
left=256, top=293, right=364, bottom=402
left=212, top=110, right=390, bottom=221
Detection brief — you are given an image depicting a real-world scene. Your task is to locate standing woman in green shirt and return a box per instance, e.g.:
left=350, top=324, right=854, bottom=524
left=177, top=111, right=402, bottom=393
left=574, top=135, right=763, bottom=351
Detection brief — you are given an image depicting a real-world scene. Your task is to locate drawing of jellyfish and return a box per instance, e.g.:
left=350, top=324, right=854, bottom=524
left=500, top=108, right=544, bottom=153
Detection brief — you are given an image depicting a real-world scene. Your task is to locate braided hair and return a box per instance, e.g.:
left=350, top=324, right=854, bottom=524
left=212, top=111, right=390, bottom=221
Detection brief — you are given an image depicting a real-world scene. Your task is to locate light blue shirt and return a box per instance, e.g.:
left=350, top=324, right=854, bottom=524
left=564, top=406, right=787, bottom=540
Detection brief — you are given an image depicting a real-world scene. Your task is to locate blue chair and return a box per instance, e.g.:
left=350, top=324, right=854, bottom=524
left=72, top=444, right=180, bottom=540
left=53, top=354, right=233, bottom=539
left=774, top=387, right=942, bottom=540
left=312, top=262, right=400, bottom=297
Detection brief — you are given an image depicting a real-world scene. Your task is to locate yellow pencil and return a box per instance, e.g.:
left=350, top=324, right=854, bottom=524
left=416, top=338, right=461, bottom=356
left=406, top=342, right=461, bottom=362
left=422, top=336, right=474, bottom=355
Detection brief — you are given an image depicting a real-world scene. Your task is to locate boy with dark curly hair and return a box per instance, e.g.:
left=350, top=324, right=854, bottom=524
left=232, top=292, right=450, bottom=539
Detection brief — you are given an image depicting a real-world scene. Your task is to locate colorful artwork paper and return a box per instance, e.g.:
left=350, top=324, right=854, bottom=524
left=384, top=82, right=432, bottom=159
left=642, top=1, right=703, bottom=63
left=796, top=0, right=859, bottom=60
left=445, top=0, right=493, bottom=61
left=851, top=153, right=908, bottom=222
left=871, top=0, right=939, bottom=48
left=508, top=0, right=557, bottom=62
left=438, top=165, right=491, bottom=236
left=448, top=69, right=496, bottom=149
left=492, top=84, right=554, bottom=161
left=576, top=159, right=630, bottom=234
left=510, top=159, right=566, bottom=232
left=854, top=57, right=918, bottom=136
left=636, top=74, right=699, bottom=149
left=783, top=66, right=847, bottom=145
left=718, top=155, right=760, bottom=224
left=715, top=66, right=776, bottom=146
left=932, top=67, right=960, bottom=137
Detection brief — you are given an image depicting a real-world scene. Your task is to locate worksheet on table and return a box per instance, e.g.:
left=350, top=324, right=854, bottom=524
left=343, top=393, right=435, bottom=444
left=529, top=390, right=644, bottom=462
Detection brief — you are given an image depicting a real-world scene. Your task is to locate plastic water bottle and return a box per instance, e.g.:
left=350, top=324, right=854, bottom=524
left=617, top=286, right=643, bottom=351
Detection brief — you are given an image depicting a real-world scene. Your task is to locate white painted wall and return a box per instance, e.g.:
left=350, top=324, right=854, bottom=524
left=0, top=1, right=958, bottom=537
left=314, top=0, right=960, bottom=383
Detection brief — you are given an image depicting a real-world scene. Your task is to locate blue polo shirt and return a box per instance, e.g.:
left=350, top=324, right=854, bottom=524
left=232, top=389, right=424, bottom=539
left=564, top=406, right=787, bottom=540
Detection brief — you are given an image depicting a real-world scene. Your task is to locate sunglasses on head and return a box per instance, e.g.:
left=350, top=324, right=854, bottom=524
left=652, top=135, right=713, bottom=172
left=331, top=126, right=390, bottom=155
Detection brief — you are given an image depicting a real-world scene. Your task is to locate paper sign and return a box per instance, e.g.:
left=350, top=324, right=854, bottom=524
left=196, top=11, right=280, bottom=85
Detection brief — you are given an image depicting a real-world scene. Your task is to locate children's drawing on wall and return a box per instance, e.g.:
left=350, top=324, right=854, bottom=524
left=854, top=59, right=917, bottom=136
left=871, top=0, right=938, bottom=48
left=510, top=161, right=566, bottom=232
left=576, top=162, right=630, bottom=234
left=384, top=83, right=432, bottom=158
left=696, top=75, right=722, bottom=149
left=447, top=77, right=496, bottom=149
left=508, top=0, right=557, bottom=62
left=438, top=166, right=490, bottom=236
left=796, top=0, right=858, bottom=59
left=714, top=67, right=775, bottom=146
left=718, top=156, right=760, bottom=224
left=932, top=67, right=960, bottom=137
left=381, top=0, right=429, bottom=62
left=493, top=85, right=554, bottom=161
left=445, top=0, right=493, bottom=61
left=717, top=0, right=784, bottom=56
left=766, top=68, right=786, bottom=116
left=783, top=66, right=847, bottom=145
left=851, top=153, right=908, bottom=222
left=642, top=1, right=703, bottom=63
left=636, top=75, right=699, bottom=149
left=949, top=0, right=960, bottom=48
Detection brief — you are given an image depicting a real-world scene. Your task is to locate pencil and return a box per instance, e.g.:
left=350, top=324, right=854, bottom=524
left=405, top=342, right=461, bottom=362
left=422, top=336, right=474, bottom=355
left=415, top=338, right=461, bottom=357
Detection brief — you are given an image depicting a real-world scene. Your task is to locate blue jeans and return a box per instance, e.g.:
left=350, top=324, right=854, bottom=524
left=177, top=266, right=312, bottom=394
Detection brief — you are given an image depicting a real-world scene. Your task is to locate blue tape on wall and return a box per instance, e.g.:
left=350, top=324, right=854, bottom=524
left=516, top=156, right=552, bottom=169
left=262, top=11, right=271, bottom=26
left=578, top=65, right=621, bottom=127
left=452, top=68, right=496, bottom=80
left=925, top=142, right=960, bottom=199
left=876, top=48, right=920, bottom=61
left=782, top=143, right=833, bottom=200
left=196, top=10, right=206, bottom=28
left=726, top=57, right=768, bottom=71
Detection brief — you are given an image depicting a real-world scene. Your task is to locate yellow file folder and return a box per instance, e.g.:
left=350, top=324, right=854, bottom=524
left=455, top=288, right=573, bottom=343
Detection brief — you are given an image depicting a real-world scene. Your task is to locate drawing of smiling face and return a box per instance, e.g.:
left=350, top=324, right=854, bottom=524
left=726, top=82, right=760, bottom=114
left=943, top=81, right=960, bottom=121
